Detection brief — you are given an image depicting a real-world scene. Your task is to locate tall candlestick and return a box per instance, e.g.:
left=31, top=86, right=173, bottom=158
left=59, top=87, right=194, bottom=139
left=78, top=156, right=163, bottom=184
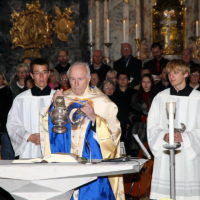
left=106, top=19, right=110, bottom=43
left=89, top=19, right=93, bottom=43
left=168, top=102, right=175, bottom=145
left=123, top=19, right=126, bottom=42
left=135, top=23, right=139, bottom=39
left=196, top=20, right=199, bottom=37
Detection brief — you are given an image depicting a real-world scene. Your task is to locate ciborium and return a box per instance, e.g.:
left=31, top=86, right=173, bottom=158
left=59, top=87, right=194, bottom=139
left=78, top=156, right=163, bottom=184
left=50, top=96, right=68, bottom=134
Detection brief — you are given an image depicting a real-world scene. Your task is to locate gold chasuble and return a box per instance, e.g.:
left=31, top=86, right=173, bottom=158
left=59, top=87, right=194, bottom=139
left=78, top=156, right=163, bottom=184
left=41, top=86, right=125, bottom=200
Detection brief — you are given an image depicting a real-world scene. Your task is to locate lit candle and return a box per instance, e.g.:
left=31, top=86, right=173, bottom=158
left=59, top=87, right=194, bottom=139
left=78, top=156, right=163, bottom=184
left=168, top=102, right=175, bottom=145
left=196, top=20, right=199, bottom=37
left=89, top=19, right=93, bottom=43
left=106, top=19, right=110, bottom=43
left=123, top=19, right=126, bottom=42
left=135, top=23, right=139, bottom=39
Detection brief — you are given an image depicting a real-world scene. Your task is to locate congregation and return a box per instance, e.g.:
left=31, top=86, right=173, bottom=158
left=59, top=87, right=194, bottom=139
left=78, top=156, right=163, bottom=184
left=1, top=41, right=200, bottom=199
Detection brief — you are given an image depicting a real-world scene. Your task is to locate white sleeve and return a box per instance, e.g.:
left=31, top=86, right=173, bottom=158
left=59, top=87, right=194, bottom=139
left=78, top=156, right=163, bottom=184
left=6, top=98, right=30, bottom=156
left=147, top=95, right=168, bottom=157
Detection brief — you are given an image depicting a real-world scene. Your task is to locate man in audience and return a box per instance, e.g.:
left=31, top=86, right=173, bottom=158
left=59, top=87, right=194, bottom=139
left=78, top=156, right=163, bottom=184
left=154, top=67, right=170, bottom=95
left=55, top=49, right=70, bottom=73
left=113, top=43, right=142, bottom=87
left=147, top=59, right=200, bottom=200
left=188, top=67, right=200, bottom=90
left=89, top=50, right=111, bottom=82
left=144, top=42, right=169, bottom=80
left=41, top=62, right=124, bottom=200
left=112, top=72, right=136, bottom=142
left=181, top=48, right=200, bottom=69
left=7, top=58, right=55, bottom=158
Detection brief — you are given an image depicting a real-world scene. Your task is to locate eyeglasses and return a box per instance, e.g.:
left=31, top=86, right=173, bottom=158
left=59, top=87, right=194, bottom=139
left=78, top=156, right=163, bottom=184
left=32, top=71, right=49, bottom=76
left=191, top=73, right=200, bottom=77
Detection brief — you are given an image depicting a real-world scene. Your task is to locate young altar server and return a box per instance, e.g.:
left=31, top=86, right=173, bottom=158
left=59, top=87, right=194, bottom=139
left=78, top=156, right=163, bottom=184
left=7, top=58, right=55, bottom=158
left=147, top=59, right=200, bottom=200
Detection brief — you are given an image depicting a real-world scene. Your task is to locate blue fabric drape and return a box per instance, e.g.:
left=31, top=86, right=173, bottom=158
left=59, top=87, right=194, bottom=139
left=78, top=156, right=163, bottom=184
left=48, top=103, right=115, bottom=200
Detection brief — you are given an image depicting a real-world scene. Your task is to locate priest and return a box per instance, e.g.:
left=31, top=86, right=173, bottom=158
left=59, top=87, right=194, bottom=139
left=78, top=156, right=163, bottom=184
left=41, top=62, right=125, bottom=200
left=7, top=58, right=55, bottom=158
left=147, top=59, right=200, bottom=200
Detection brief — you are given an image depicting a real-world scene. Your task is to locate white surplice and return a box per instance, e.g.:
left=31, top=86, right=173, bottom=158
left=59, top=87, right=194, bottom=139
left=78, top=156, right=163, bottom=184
left=7, top=89, right=54, bottom=158
left=147, top=88, right=200, bottom=200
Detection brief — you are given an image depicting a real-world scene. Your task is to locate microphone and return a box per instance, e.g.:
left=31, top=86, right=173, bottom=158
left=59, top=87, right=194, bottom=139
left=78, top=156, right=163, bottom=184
left=132, top=128, right=151, bottom=160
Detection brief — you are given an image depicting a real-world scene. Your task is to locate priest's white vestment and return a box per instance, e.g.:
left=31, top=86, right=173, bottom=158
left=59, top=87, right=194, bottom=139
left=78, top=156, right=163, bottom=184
left=147, top=88, right=200, bottom=200
left=7, top=89, right=54, bottom=158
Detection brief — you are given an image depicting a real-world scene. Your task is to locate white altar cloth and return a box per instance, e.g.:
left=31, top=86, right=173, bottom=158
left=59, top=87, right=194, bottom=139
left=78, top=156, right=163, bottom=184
left=0, top=159, right=146, bottom=200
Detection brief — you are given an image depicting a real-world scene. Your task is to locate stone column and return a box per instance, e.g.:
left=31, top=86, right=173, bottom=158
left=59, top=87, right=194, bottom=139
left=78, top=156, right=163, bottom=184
left=95, top=0, right=100, bottom=49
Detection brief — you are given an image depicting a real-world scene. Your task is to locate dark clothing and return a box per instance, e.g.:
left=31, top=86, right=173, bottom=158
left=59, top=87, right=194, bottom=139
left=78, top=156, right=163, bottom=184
left=0, top=86, right=15, bottom=160
left=0, top=86, right=13, bottom=132
left=187, top=60, right=200, bottom=69
left=112, top=87, right=137, bottom=141
left=127, top=90, right=155, bottom=156
left=55, top=63, right=70, bottom=73
left=154, top=81, right=170, bottom=95
left=89, top=63, right=111, bottom=82
left=144, top=57, right=169, bottom=75
left=170, top=85, right=193, bottom=96
left=10, top=81, right=27, bottom=99
left=113, top=55, right=142, bottom=87
left=31, top=85, right=51, bottom=96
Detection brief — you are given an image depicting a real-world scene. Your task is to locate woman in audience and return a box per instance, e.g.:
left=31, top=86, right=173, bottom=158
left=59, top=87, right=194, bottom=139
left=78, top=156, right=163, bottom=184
left=101, top=80, right=116, bottom=101
left=0, top=72, right=15, bottom=160
left=188, top=67, right=200, bottom=90
left=48, top=69, right=60, bottom=89
left=9, top=63, right=29, bottom=98
left=90, top=72, right=101, bottom=88
left=127, top=74, right=155, bottom=156
left=59, top=72, right=70, bottom=91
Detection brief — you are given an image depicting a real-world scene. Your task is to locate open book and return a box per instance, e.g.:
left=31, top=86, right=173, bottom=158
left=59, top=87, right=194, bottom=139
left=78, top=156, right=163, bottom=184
left=12, top=153, right=83, bottom=164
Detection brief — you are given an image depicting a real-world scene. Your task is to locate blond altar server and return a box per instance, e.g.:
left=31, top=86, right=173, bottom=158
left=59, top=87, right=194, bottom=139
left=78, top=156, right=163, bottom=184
left=7, top=59, right=55, bottom=159
left=41, top=62, right=125, bottom=200
left=147, top=60, right=200, bottom=200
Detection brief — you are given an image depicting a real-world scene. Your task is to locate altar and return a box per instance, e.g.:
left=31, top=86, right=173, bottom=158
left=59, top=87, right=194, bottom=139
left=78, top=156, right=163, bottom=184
left=0, top=159, right=146, bottom=200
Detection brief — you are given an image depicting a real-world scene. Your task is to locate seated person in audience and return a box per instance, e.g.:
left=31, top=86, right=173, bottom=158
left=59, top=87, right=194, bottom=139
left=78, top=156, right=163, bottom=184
left=89, top=50, right=111, bottom=82
left=181, top=48, right=200, bottom=69
left=111, top=72, right=137, bottom=142
left=154, top=67, right=170, bottom=95
left=113, top=43, right=142, bottom=87
left=22, top=57, right=32, bottom=67
left=128, top=74, right=155, bottom=156
left=59, top=72, right=70, bottom=91
left=55, top=49, right=71, bottom=73
left=25, top=76, right=34, bottom=89
left=7, top=58, right=55, bottom=159
left=41, top=62, right=124, bottom=200
left=102, top=80, right=116, bottom=101
left=48, top=69, right=60, bottom=89
left=105, top=69, right=117, bottom=85
left=9, top=63, right=29, bottom=98
left=0, top=72, right=15, bottom=160
left=90, top=71, right=101, bottom=88
left=144, top=42, right=169, bottom=81
left=188, top=67, right=200, bottom=90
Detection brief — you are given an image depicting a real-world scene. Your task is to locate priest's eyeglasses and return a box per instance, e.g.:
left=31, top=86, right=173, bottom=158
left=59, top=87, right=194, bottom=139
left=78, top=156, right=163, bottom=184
left=32, top=71, right=49, bottom=76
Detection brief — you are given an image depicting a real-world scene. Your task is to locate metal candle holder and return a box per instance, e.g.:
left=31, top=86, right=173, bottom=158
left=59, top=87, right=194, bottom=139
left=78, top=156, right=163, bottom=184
left=88, top=42, right=95, bottom=64
left=104, top=42, right=112, bottom=64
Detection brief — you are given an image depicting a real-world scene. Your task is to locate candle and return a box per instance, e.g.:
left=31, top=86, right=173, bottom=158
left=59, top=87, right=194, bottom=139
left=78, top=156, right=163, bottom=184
left=168, top=102, right=175, bottom=145
left=135, top=23, right=139, bottom=39
left=89, top=19, right=93, bottom=43
left=196, top=20, right=199, bottom=37
left=106, top=19, right=110, bottom=43
left=123, top=19, right=126, bottom=42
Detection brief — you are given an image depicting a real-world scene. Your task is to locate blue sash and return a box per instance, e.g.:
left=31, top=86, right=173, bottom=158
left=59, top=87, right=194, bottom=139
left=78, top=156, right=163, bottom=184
left=48, top=103, right=115, bottom=200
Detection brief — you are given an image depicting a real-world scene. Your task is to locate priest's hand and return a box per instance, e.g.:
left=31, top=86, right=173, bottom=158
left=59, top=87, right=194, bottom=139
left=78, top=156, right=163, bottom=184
left=163, top=132, right=183, bottom=143
left=81, top=102, right=96, bottom=123
left=27, top=133, right=40, bottom=145
left=52, top=89, right=64, bottom=103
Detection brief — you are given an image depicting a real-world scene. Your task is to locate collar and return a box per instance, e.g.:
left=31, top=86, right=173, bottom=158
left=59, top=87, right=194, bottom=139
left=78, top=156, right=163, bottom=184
left=31, top=85, right=51, bottom=96
left=170, top=85, right=193, bottom=96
